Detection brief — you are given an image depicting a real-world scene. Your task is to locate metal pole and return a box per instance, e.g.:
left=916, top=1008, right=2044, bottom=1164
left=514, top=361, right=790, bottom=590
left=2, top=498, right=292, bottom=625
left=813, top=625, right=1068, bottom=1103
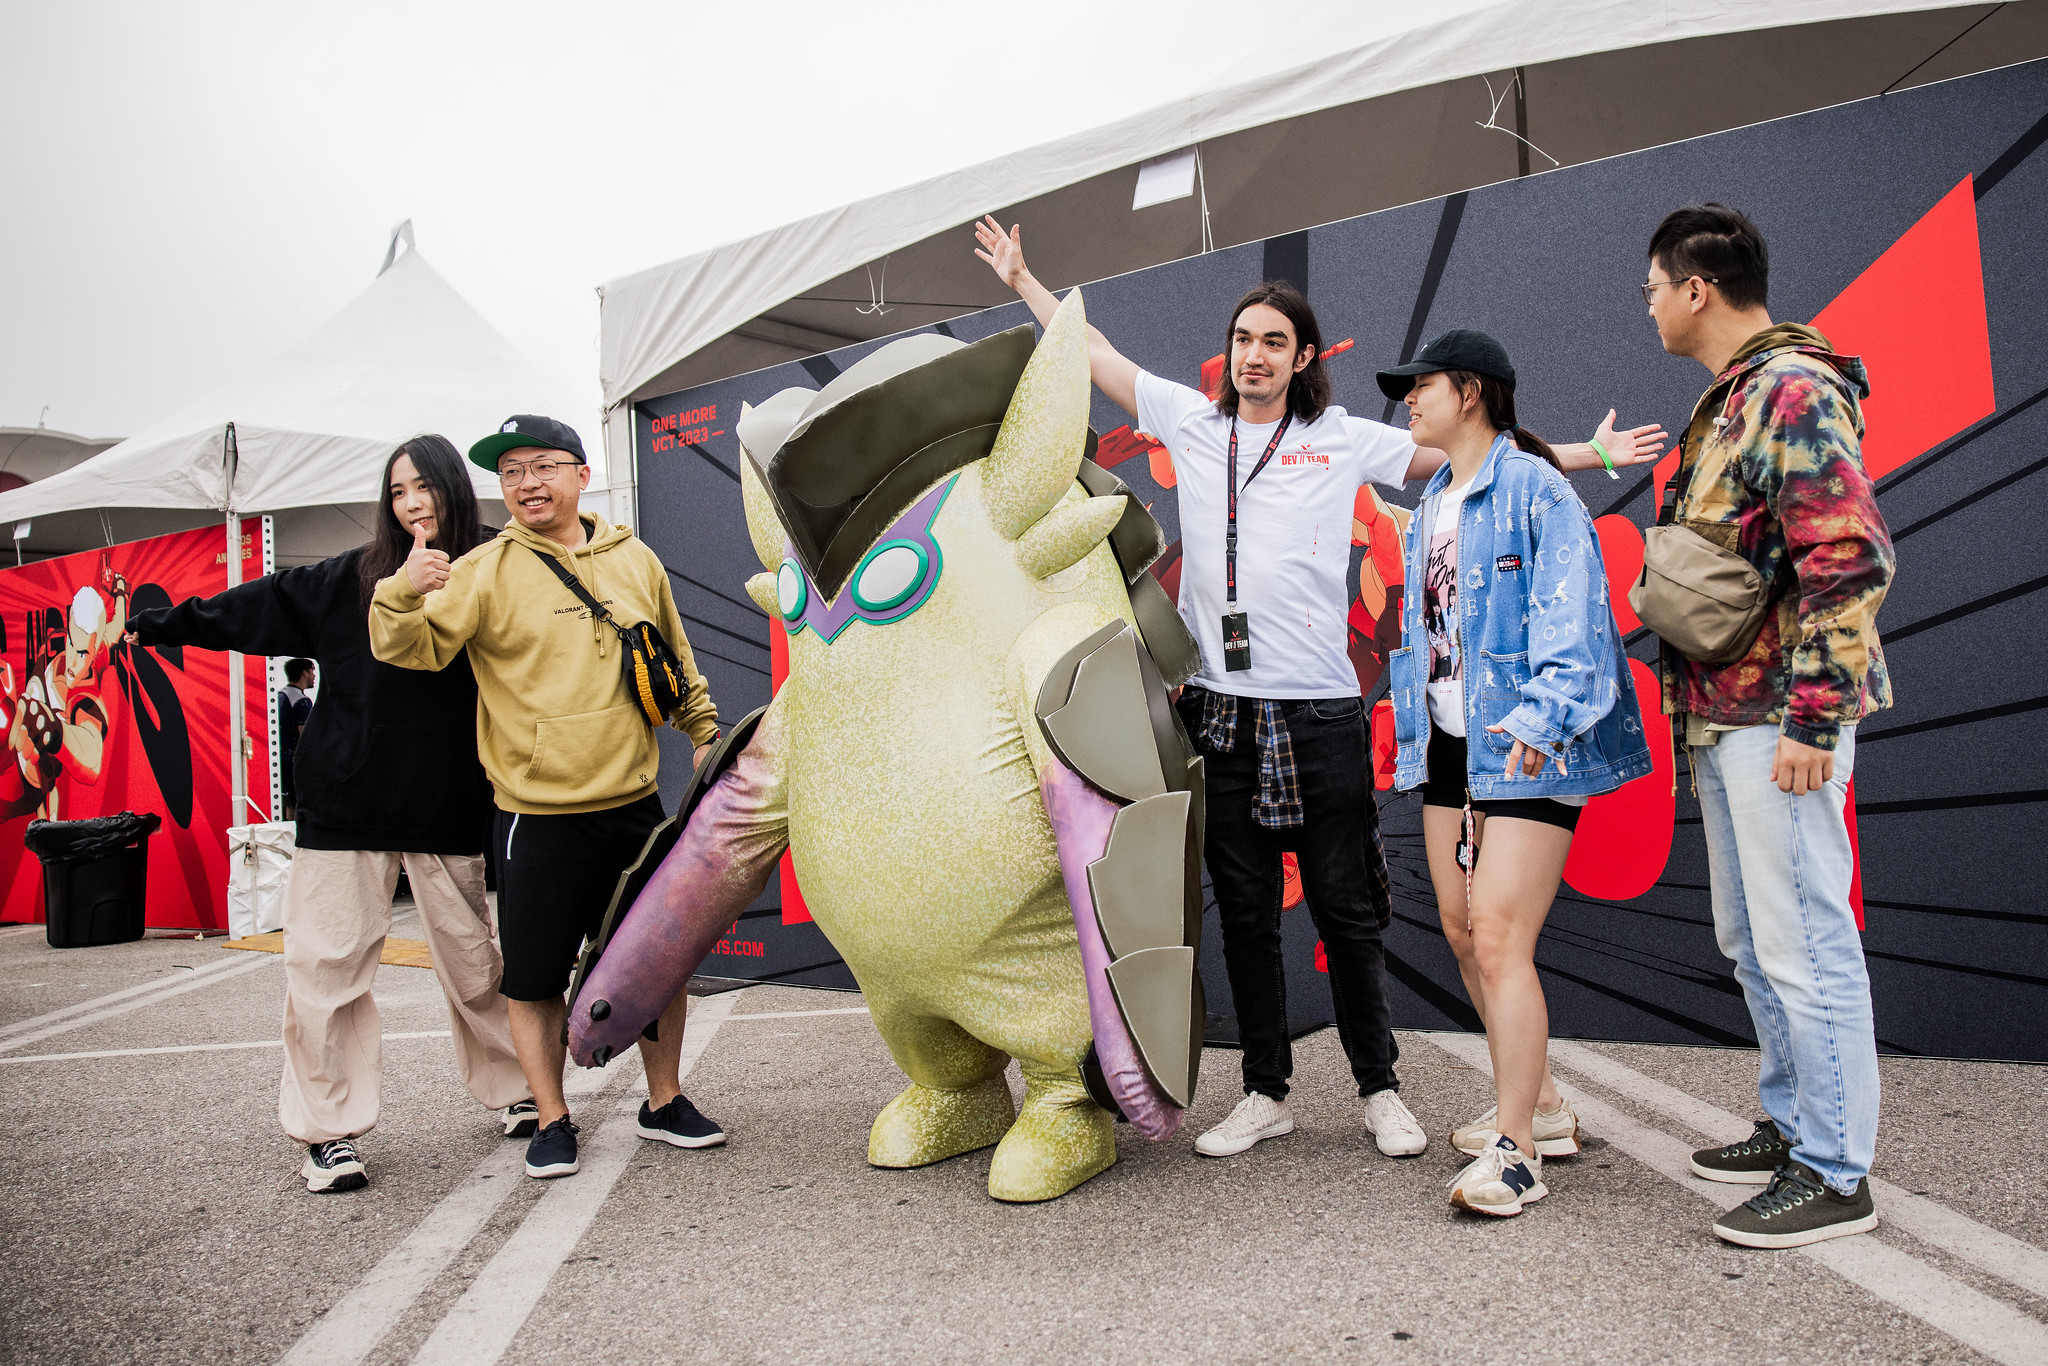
left=223, top=423, right=246, bottom=828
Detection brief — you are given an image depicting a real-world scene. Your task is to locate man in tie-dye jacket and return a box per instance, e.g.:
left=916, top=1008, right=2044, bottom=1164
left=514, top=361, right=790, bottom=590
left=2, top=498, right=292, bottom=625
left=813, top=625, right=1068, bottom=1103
left=1640, top=203, right=1894, bottom=1253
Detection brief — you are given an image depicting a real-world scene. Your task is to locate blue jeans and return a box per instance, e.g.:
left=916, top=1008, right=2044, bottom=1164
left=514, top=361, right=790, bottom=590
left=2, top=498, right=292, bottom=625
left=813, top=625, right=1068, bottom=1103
left=1695, top=723, right=1877, bottom=1193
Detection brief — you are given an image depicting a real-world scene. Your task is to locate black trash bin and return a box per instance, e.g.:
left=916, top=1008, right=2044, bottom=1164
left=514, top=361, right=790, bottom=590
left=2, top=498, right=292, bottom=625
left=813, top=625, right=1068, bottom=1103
left=23, top=812, right=162, bottom=949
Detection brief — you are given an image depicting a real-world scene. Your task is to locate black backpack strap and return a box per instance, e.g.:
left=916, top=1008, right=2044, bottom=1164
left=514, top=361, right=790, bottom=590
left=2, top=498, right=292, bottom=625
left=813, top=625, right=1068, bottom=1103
left=531, top=547, right=613, bottom=625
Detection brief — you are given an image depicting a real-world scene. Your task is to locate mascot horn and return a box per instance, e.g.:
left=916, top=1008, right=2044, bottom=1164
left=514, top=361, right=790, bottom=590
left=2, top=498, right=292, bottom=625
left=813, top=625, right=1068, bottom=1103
left=566, top=292, right=1205, bottom=1202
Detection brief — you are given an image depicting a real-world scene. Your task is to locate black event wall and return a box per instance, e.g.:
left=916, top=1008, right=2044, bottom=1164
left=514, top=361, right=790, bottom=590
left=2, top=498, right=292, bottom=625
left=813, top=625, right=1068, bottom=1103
left=636, top=59, right=2048, bottom=1061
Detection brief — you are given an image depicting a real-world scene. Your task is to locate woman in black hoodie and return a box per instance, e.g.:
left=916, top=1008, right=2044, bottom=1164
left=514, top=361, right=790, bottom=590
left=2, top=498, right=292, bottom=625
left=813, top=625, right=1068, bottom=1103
left=132, top=435, right=533, bottom=1193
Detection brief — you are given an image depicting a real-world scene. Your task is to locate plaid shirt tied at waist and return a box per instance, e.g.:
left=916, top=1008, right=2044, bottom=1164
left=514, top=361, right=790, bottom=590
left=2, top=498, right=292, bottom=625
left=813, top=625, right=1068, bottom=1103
left=1194, top=690, right=1304, bottom=830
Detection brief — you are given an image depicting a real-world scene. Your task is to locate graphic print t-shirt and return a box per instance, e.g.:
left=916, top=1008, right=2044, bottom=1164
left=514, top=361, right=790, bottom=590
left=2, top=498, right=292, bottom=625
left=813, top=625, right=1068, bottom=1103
left=1134, top=370, right=1416, bottom=698
left=1423, top=480, right=1475, bottom=736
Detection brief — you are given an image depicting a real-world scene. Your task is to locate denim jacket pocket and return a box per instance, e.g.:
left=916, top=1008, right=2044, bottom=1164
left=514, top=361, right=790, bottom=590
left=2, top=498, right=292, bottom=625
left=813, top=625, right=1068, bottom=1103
left=1474, top=650, right=1532, bottom=754
left=1387, top=646, right=1421, bottom=744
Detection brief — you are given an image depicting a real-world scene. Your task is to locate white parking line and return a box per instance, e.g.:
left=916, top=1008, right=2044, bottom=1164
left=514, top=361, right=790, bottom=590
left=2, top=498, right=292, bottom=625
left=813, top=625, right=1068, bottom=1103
left=0, top=923, right=47, bottom=938
left=724, top=1005, right=869, bottom=1021
left=1546, top=1038, right=2048, bottom=1305
left=408, top=990, right=739, bottom=1366
left=0, top=951, right=255, bottom=1043
left=276, top=1042, right=647, bottom=1366
left=0, top=1031, right=454, bottom=1066
left=1423, top=1032, right=2048, bottom=1366
left=0, top=953, right=278, bottom=1054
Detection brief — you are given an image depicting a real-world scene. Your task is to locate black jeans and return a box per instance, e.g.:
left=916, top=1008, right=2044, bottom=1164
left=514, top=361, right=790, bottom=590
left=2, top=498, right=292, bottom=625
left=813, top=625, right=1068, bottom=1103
left=1179, top=688, right=1398, bottom=1101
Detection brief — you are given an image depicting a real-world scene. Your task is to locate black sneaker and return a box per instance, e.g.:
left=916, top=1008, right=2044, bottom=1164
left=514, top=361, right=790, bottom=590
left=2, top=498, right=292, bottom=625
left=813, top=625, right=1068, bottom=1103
left=1691, top=1118, right=1791, bottom=1185
left=524, top=1117, right=581, bottom=1179
left=1713, top=1161, right=1879, bottom=1249
left=638, top=1094, right=727, bottom=1149
left=302, top=1139, right=367, bottom=1194
left=502, top=1101, right=539, bottom=1138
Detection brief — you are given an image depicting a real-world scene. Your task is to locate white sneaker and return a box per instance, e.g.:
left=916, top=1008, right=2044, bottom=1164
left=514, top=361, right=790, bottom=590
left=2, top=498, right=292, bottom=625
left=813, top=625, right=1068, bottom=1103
left=1448, top=1135, right=1547, bottom=1217
left=1194, top=1093, right=1295, bottom=1156
left=1362, top=1088, right=1427, bottom=1157
left=1451, top=1098, right=1582, bottom=1157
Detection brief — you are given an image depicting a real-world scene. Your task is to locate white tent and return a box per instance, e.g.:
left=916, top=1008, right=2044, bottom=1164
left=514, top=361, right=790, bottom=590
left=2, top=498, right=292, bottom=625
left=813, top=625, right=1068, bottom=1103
left=0, top=231, right=606, bottom=565
left=598, top=0, right=2043, bottom=413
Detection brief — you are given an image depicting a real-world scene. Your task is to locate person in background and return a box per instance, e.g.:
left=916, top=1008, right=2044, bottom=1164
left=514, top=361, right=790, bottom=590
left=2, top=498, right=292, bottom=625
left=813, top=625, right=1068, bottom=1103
left=1640, top=204, right=1893, bottom=1249
left=369, top=415, right=725, bottom=1182
left=1378, top=330, right=1652, bottom=1218
left=277, top=658, right=315, bottom=819
left=130, top=435, right=533, bottom=1195
left=975, top=216, right=1667, bottom=1164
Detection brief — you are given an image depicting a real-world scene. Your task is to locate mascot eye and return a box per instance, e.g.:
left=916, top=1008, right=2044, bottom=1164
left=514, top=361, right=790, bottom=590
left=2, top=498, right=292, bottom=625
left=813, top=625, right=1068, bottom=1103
left=851, top=541, right=928, bottom=613
left=776, top=561, right=807, bottom=621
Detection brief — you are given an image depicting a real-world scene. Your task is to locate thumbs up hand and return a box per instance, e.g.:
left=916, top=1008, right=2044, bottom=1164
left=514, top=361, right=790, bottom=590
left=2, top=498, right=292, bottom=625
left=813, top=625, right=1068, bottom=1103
left=403, top=521, right=452, bottom=595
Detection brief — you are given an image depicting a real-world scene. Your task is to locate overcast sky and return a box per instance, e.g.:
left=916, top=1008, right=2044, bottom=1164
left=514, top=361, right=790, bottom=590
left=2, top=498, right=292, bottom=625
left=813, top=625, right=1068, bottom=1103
left=0, top=0, right=1292, bottom=442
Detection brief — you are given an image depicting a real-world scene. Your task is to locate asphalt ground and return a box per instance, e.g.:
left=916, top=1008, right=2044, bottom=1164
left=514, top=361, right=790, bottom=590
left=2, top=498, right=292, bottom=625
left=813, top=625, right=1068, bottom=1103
left=2, top=917, right=2045, bottom=1366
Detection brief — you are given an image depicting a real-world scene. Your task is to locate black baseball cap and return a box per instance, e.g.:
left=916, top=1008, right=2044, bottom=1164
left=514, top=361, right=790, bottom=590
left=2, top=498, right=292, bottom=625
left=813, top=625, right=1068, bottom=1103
left=468, top=415, right=587, bottom=471
left=1375, top=329, right=1517, bottom=402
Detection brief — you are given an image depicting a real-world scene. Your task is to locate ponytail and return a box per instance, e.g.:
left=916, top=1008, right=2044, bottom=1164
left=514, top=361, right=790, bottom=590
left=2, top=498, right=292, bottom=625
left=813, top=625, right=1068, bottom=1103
left=1447, top=371, right=1562, bottom=472
left=1511, top=426, right=1560, bottom=469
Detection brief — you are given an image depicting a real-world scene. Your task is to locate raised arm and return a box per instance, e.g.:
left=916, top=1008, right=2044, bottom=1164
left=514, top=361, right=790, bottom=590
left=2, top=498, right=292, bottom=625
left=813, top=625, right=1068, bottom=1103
left=975, top=217, right=1141, bottom=419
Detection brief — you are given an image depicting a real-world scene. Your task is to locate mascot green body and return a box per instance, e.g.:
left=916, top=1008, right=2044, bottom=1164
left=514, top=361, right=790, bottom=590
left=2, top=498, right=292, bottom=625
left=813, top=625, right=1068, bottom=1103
left=570, top=295, right=1205, bottom=1202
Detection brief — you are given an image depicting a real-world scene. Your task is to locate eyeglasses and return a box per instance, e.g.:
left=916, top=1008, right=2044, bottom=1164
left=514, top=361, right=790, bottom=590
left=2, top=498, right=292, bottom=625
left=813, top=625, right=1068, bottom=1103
left=1641, top=275, right=1716, bottom=304
left=497, top=458, right=581, bottom=485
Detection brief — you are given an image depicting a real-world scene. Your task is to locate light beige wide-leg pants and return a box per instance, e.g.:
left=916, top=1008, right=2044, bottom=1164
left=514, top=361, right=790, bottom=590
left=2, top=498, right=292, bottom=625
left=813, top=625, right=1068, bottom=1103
left=278, top=849, right=531, bottom=1144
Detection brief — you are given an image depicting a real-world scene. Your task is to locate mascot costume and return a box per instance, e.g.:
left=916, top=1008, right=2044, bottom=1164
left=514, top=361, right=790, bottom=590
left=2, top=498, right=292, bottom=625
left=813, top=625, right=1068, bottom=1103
left=567, top=293, right=1207, bottom=1201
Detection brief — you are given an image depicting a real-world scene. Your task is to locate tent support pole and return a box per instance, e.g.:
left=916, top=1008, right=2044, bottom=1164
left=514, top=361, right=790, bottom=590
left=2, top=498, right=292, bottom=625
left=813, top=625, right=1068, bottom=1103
left=223, top=423, right=247, bottom=832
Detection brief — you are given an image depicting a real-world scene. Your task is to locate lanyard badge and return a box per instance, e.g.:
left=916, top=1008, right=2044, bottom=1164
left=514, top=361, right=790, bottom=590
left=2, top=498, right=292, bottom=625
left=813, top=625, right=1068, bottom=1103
left=1222, top=412, right=1291, bottom=672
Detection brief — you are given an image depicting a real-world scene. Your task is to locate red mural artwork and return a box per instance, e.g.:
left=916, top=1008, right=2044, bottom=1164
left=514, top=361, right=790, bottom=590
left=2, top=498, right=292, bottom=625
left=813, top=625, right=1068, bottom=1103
left=0, top=520, right=270, bottom=929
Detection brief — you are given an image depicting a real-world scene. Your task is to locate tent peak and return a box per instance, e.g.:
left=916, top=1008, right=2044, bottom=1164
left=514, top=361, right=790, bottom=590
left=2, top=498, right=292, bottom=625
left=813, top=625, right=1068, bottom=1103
left=380, top=220, right=416, bottom=277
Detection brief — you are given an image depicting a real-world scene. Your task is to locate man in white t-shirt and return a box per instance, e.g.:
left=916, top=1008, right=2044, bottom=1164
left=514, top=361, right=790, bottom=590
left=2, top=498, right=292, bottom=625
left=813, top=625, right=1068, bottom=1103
left=974, top=215, right=1664, bottom=1162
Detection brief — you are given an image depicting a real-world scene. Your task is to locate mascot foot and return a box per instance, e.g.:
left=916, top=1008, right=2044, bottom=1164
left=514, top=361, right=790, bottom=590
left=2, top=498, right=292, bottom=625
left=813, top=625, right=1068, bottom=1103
left=987, top=1077, right=1116, bottom=1203
left=868, top=1075, right=1016, bottom=1169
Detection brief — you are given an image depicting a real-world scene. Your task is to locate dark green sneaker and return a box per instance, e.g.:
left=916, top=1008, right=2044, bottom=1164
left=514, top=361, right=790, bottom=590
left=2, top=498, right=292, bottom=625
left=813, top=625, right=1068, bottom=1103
left=1712, top=1162, right=1878, bottom=1249
left=1690, top=1118, right=1791, bottom=1185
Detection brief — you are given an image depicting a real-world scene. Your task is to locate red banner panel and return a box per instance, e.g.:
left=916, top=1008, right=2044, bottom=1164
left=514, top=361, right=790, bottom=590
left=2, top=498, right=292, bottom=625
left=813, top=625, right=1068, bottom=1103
left=0, top=519, right=270, bottom=929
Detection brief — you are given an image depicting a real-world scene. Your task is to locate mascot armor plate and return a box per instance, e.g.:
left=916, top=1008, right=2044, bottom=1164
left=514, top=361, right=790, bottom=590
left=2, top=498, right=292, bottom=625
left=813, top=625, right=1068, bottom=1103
left=568, top=293, right=1206, bottom=1202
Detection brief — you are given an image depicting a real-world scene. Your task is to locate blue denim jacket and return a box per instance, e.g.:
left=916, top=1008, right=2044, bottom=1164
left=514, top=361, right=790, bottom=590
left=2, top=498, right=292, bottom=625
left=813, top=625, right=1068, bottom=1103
left=1389, top=434, right=1653, bottom=799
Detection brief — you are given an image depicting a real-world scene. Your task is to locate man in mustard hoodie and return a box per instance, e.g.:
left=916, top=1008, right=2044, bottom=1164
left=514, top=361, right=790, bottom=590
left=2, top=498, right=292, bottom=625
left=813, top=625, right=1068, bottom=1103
left=370, top=415, right=725, bottom=1179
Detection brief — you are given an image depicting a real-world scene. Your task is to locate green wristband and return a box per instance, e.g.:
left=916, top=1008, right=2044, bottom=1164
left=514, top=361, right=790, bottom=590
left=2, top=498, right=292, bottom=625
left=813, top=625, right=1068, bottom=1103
left=1589, top=435, right=1620, bottom=479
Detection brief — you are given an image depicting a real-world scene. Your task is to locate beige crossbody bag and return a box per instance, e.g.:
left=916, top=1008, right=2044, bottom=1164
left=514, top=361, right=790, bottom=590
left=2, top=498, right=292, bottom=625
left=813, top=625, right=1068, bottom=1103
left=1628, top=430, right=1775, bottom=667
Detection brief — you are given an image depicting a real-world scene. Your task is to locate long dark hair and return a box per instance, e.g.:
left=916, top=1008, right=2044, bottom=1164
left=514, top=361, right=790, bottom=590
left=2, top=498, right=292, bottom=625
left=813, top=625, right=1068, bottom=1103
left=1443, top=371, right=1560, bottom=471
left=1217, top=282, right=1332, bottom=424
left=357, top=434, right=485, bottom=604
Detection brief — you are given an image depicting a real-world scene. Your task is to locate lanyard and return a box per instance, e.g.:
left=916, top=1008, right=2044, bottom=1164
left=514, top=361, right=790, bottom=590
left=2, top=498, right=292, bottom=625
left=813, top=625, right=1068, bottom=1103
left=1225, top=413, right=1291, bottom=610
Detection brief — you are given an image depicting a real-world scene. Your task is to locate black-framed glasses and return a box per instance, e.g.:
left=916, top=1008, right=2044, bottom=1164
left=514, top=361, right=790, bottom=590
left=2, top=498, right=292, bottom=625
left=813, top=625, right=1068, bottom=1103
left=497, top=458, right=581, bottom=485
left=1641, top=275, right=1716, bottom=304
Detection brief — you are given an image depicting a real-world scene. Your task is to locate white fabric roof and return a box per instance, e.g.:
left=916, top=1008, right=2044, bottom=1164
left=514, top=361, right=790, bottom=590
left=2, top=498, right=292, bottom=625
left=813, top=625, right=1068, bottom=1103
left=0, top=247, right=600, bottom=523
left=598, top=0, right=1974, bottom=408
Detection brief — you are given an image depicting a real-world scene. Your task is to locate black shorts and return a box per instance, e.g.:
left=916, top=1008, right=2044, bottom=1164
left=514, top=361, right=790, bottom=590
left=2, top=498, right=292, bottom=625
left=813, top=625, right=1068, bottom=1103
left=1421, top=729, right=1583, bottom=833
left=494, top=793, right=665, bottom=1002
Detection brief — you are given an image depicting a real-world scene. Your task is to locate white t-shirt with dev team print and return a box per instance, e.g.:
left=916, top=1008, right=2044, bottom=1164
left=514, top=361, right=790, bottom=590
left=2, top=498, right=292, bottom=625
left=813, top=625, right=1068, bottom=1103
left=1136, top=370, right=1415, bottom=699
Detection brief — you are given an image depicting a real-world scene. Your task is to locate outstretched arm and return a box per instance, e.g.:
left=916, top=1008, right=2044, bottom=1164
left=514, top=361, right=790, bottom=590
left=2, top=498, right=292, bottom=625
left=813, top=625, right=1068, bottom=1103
left=975, top=217, right=1141, bottom=419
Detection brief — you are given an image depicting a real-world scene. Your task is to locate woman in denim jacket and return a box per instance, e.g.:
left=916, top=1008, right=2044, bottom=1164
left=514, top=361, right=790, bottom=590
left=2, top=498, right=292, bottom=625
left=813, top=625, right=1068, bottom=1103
left=1378, top=331, right=1653, bottom=1218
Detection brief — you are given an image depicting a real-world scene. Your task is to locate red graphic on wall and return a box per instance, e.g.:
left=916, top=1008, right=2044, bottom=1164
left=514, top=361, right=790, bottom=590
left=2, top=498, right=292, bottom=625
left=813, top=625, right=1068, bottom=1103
left=0, top=521, right=270, bottom=929
left=1812, top=175, right=1995, bottom=479
left=767, top=622, right=812, bottom=926
left=1347, top=487, right=1410, bottom=696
